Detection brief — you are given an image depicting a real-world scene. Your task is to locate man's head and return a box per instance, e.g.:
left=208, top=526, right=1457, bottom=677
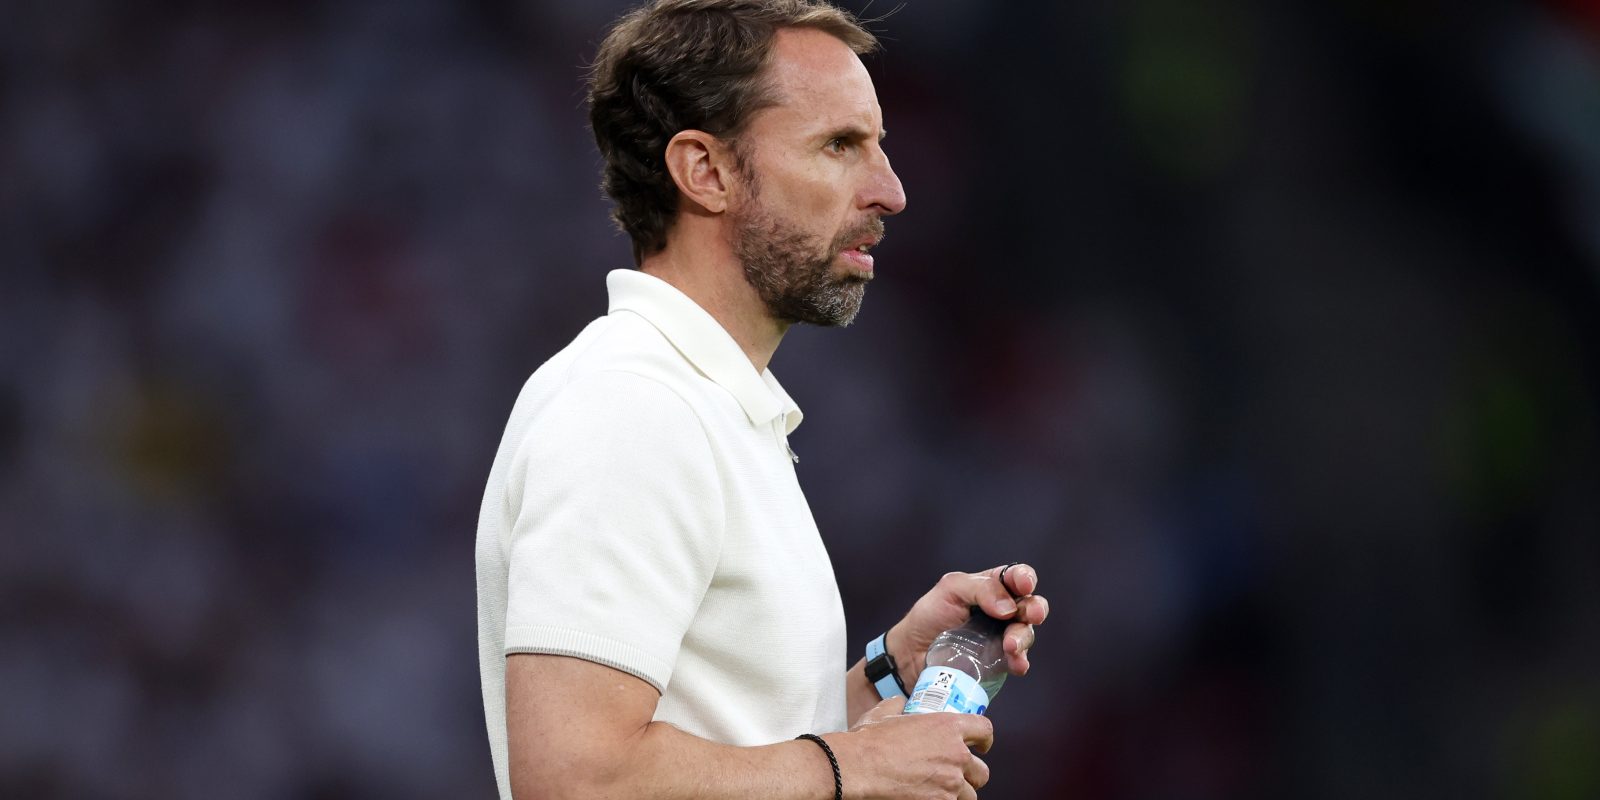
left=588, top=0, right=907, bottom=326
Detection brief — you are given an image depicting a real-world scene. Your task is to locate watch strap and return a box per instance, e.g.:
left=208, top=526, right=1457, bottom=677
left=864, top=632, right=907, bottom=699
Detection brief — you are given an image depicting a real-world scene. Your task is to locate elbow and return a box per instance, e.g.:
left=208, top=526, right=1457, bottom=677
left=512, top=772, right=598, bottom=800
left=510, top=748, right=634, bottom=800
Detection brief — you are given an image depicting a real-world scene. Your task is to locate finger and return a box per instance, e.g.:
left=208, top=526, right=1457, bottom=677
left=1003, top=623, right=1035, bottom=675
left=994, top=562, right=1038, bottom=598
left=1016, top=593, right=1050, bottom=626
left=958, top=783, right=978, bottom=800
left=1002, top=622, right=1036, bottom=656
left=972, top=570, right=1020, bottom=620
left=852, top=696, right=905, bottom=730
left=872, top=696, right=906, bottom=718
left=957, top=713, right=995, bottom=754
left=964, top=753, right=991, bottom=790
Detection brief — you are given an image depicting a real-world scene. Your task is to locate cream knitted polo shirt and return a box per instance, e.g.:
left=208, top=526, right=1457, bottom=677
left=475, top=269, right=847, bottom=800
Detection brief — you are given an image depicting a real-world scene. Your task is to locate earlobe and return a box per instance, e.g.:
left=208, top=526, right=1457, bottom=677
left=664, top=130, right=728, bottom=215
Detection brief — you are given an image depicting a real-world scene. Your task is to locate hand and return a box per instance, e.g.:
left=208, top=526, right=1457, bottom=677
left=826, top=697, right=993, bottom=800
left=887, top=563, right=1050, bottom=685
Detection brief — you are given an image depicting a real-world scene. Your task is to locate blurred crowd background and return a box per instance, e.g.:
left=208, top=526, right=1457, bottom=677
left=3, top=0, right=1599, bottom=798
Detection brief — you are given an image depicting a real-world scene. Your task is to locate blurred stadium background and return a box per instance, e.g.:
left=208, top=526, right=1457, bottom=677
left=2, top=0, right=1598, bottom=797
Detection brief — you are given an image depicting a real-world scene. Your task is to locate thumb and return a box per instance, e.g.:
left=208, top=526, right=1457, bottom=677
left=856, top=696, right=906, bottom=727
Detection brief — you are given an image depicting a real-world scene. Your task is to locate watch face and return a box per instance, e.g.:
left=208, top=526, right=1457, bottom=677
left=867, top=654, right=887, bottom=679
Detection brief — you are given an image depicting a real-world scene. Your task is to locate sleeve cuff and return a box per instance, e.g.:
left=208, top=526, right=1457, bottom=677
left=504, top=625, right=675, bottom=694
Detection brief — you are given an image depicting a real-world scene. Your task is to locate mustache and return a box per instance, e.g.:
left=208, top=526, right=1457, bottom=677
left=831, top=218, right=886, bottom=252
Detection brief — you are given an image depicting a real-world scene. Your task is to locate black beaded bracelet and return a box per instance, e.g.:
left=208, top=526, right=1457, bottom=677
left=795, top=733, right=842, bottom=800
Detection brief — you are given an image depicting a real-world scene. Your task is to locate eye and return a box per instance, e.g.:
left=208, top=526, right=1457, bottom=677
left=825, top=137, right=850, bottom=154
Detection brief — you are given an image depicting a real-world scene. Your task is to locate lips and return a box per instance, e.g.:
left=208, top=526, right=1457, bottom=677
left=847, top=231, right=883, bottom=254
left=837, top=222, right=885, bottom=275
left=841, top=245, right=875, bottom=274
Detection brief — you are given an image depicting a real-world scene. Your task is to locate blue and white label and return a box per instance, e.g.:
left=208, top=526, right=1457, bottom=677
left=903, top=666, right=990, bottom=715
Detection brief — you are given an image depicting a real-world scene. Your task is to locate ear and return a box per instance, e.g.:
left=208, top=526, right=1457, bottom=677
left=664, top=130, right=736, bottom=215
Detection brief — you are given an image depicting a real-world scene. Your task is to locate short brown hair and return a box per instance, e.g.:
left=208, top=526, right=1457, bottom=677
left=587, top=0, right=878, bottom=262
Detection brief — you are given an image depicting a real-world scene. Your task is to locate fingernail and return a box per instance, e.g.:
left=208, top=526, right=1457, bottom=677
left=997, top=599, right=1017, bottom=614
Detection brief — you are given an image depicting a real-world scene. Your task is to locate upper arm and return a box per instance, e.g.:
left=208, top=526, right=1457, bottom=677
left=506, top=653, right=661, bottom=799
left=503, top=371, right=725, bottom=691
left=500, top=373, right=722, bottom=797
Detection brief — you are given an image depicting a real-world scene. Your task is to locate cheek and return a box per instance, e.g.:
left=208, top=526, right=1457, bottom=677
left=768, top=193, right=845, bottom=246
left=814, top=177, right=857, bottom=219
left=766, top=162, right=853, bottom=217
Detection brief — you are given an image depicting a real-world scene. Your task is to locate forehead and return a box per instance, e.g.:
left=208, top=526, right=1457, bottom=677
left=753, top=27, right=881, bottom=133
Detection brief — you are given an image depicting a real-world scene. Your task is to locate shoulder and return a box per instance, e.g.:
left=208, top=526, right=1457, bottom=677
left=515, top=324, right=714, bottom=465
left=504, top=365, right=722, bottom=509
left=512, top=313, right=697, bottom=416
left=561, top=311, right=698, bottom=391
left=539, top=369, right=700, bottom=434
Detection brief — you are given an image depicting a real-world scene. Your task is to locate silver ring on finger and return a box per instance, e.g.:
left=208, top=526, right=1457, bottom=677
left=997, top=562, right=1021, bottom=594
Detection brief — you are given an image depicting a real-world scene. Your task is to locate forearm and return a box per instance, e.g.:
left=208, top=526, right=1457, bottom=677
left=519, top=720, right=835, bottom=800
left=508, top=654, right=992, bottom=800
left=508, top=654, right=838, bottom=800
left=846, top=623, right=920, bottom=726
left=846, top=657, right=881, bottom=725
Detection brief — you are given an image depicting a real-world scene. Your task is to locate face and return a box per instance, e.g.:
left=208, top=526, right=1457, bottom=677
left=729, top=28, right=907, bottom=327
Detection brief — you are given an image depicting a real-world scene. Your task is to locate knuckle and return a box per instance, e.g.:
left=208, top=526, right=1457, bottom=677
left=940, top=767, right=964, bottom=791
left=947, top=738, right=971, bottom=762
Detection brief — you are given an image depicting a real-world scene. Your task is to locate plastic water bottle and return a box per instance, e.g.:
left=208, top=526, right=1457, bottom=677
left=903, top=608, right=1010, bottom=715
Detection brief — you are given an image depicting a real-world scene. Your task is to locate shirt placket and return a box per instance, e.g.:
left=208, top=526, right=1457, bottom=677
left=771, top=418, right=798, bottom=464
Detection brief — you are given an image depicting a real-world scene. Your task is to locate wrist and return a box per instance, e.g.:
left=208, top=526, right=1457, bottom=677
left=795, top=734, right=842, bottom=800
left=819, top=731, right=870, bottom=800
left=864, top=632, right=908, bottom=699
left=884, top=622, right=920, bottom=685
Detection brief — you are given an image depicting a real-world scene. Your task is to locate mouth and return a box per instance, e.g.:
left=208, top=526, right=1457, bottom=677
left=840, top=244, right=875, bottom=275
left=849, top=232, right=883, bottom=253
left=839, top=232, right=883, bottom=276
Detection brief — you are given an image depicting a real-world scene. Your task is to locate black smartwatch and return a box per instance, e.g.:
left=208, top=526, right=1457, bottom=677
left=864, top=632, right=909, bottom=699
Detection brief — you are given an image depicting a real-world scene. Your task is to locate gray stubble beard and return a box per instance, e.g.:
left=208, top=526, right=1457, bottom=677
left=734, top=205, right=881, bottom=328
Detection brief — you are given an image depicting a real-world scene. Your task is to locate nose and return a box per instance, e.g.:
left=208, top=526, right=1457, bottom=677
left=861, top=149, right=907, bottom=217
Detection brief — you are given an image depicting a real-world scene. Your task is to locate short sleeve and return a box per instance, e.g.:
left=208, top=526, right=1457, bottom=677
left=501, top=370, right=725, bottom=692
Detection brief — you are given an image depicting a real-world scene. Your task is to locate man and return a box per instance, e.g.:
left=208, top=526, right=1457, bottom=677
left=475, top=2, right=1050, bottom=798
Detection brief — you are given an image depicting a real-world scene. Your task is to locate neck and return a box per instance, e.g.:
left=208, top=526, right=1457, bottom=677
left=638, top=227, right=788, bottom=374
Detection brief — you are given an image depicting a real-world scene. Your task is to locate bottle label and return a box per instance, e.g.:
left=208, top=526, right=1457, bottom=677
left=903, top=666, right=990, bottom=715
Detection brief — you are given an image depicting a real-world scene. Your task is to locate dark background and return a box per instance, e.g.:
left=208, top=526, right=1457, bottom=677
left=3, top=0, right=1598, bottom=798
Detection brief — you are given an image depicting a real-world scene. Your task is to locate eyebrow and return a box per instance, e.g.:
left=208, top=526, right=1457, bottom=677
left=825, top=126, right=888, bottom=143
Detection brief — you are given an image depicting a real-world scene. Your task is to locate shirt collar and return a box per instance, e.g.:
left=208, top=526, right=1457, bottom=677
left=607, top=269, right=804, bottom=434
